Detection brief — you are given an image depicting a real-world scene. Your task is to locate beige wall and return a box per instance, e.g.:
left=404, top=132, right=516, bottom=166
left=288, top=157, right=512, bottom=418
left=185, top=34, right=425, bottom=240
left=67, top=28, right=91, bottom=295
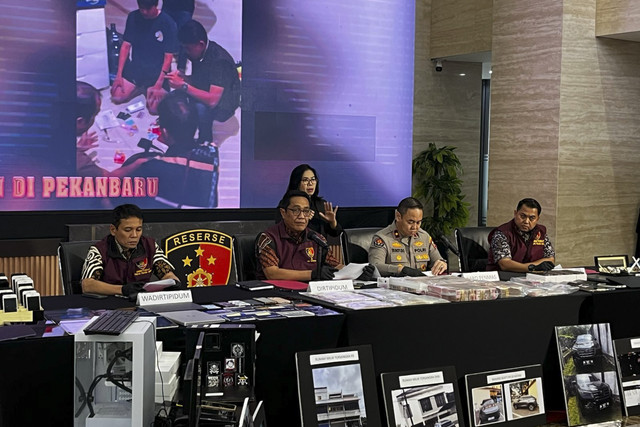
left=414, top=0, right=483, bottom=228
left=558, top=0, right=640, bottom=265
left=430, top=0, right=492, bottom=59
left=487, top=0, right=563, bottom=237
left=597, top=0, right=640, bottom=39
left=488, top=0, right=640, bottom=266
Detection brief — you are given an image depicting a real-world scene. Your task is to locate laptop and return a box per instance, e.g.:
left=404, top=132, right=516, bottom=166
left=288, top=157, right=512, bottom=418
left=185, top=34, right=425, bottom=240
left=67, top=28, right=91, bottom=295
left=142, top=301, right=206, bottom=313
left=157, top=310, right=225, bottom=326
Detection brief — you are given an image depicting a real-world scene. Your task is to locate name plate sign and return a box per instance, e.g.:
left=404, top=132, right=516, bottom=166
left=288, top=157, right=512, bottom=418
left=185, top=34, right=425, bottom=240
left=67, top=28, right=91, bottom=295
left=308, top=280, right=354, bottom=293
left=461, top=271, right=500, bottom=281
left=487, top=370, right=526, bottom=384
left=137, top=290, right=193, bottom=306
left=399, top=371, right=445, bottom=388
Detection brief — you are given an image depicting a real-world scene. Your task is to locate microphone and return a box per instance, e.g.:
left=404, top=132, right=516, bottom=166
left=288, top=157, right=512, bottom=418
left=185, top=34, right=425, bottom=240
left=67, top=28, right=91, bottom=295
left=307, top=230, right=329, bottom=249
left=438, top=235, right=460, bottom=256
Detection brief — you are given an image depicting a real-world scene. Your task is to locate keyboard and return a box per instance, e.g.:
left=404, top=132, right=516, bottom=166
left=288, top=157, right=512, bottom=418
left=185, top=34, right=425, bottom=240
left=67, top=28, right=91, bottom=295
left=83, top=310, right=140, bottom=335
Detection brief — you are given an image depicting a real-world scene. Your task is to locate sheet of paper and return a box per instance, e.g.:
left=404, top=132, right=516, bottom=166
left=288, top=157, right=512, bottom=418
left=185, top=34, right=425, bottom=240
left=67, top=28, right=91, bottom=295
left=95, top=109, right=119, bottom=130
left=333, top=263, right=381, bottom=280
left=143, top=278, right=177, bottom=292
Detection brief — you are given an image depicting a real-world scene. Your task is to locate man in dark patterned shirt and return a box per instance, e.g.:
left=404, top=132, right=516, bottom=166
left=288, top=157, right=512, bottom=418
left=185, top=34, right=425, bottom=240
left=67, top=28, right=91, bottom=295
left=256, top=190, right=342, bottom=281
left=487, top=198, right=555, bottom=272
left=81, top=204, right=179, bottom=296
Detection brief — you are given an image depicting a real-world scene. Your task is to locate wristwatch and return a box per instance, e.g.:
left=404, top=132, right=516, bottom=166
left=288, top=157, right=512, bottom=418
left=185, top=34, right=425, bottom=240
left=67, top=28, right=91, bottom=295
left=181, top=82, right=188, bottom=91
left=528, top=264, right=535, bottom=272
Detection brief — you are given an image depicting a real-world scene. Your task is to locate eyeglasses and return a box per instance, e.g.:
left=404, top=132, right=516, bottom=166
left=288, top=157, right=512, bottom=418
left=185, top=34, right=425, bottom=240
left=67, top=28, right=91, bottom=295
left=517, top=213, right=537, bottom=222
left=286, top=207, right=315, bottom=218
left=300, top=177, right=317, bottom=185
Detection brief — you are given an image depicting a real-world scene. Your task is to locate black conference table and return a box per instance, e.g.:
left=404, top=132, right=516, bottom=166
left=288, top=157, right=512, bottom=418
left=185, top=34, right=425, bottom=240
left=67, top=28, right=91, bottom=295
left=335, top=292, right=586, bottom=424
left=41, top=286, right=345, bottom=427
left=5, top=283, right=639, bottom=427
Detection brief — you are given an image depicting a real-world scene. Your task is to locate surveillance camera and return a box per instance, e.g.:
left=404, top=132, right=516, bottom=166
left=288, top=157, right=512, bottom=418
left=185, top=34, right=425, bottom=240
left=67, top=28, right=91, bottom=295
left=435, top=60, right=443, bottom=72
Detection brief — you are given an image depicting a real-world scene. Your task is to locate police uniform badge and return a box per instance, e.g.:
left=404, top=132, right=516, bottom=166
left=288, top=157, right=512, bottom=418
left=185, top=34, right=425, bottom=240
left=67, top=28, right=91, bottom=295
left=134, top=257, right=152, bottom=277
left=372, top=237, right=385, bottom=248
left=305, top=246, right=316, bottom=263
left=164, top=229, right=233, bottom=287
left=533, top=231, right=544, bottom=245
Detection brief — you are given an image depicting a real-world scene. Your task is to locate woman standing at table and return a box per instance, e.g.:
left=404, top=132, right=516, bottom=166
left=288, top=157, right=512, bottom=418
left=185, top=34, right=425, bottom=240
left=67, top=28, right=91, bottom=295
left=281, top=164, right=342, bottom=238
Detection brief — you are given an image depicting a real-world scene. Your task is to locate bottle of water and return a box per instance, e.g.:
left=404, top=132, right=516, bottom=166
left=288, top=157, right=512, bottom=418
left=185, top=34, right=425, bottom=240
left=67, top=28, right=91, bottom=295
left=108, top=23, right=121, bottom=84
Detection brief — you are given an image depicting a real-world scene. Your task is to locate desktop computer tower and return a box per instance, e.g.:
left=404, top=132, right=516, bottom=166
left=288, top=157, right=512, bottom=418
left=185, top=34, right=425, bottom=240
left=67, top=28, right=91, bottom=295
left=74, top=319, right=155, bottom=427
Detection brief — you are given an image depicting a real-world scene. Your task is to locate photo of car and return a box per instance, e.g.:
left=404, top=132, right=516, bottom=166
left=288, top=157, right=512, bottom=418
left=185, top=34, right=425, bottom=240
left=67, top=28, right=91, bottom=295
left=479, top=398, right=501, bottom=423
left=556, top=324, right=622, bottom=426
left=512, top=395, right=538, bottom=411
left=572, top=334, right=602, bottom=370
left=572, top=374, right=612, bottom=412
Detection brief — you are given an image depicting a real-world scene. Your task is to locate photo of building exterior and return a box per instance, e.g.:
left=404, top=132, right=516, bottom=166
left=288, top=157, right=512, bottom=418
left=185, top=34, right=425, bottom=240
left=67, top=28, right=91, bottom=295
left=391, top=383, right=458, bottom=427
left=315, top=387, right=365, bottom=427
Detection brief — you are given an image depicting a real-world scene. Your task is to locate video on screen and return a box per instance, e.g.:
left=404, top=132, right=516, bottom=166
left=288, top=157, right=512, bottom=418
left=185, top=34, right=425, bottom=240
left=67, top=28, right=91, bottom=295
left=0, top=0, right=414, bottom=211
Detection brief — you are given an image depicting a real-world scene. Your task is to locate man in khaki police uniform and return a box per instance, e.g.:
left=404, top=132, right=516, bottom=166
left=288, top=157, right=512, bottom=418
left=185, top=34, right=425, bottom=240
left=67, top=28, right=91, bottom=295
left=368, top=197, right=447, bottom=276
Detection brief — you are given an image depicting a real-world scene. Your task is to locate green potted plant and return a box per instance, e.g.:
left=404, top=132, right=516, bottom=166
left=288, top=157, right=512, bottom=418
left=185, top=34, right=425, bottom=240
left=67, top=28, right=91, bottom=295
left=412, top=143, right=470, bottom=242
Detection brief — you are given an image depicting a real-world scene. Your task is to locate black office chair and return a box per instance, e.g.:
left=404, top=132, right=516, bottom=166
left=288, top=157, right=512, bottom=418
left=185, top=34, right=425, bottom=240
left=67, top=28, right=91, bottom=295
left=454, top=227, right=493, bottom=272
left=57, top=241, right=96, bottom=295
left=233, top=233, right=259, bottom=282
left=343, top=227, right=381, bottom=264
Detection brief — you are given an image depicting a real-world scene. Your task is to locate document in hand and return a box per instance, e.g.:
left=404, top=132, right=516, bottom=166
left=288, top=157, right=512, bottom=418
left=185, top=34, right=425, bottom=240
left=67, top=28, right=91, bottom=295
left=333, top=263, right=381, bottom=280
left=143, top=279, right=177, bottom=292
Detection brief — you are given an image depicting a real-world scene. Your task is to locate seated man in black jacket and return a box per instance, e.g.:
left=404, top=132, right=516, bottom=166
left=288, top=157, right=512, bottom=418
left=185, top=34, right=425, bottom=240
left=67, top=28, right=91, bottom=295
left=81, top=203, right=180, bottom=296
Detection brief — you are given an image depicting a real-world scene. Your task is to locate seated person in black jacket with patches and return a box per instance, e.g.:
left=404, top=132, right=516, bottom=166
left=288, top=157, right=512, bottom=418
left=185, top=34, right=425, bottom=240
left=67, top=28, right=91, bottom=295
left=81, top=203, right=180, bottom=296
left=487, top=198, right=555, bottom=272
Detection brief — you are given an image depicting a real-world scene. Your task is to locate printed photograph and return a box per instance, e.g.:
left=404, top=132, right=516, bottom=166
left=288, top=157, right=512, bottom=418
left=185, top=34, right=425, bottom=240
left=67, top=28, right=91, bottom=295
left=613, top=340, right=640, bottom=414
left=471, top=385, right=505, bottom=426
left=556, top=323, right=622, bottom=425
left=390, top=383, right=458, bottom=427
left=622, top=385, right=640, bottom=409
left=563, top=372, right=622, bottom=425
left=617, top=350, right=640, bottom=378
left=505, top=378, right=544, bottom=420
left=556, top=324, right=616, bottom=375
left=312, top=363, right=367, bottom=426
